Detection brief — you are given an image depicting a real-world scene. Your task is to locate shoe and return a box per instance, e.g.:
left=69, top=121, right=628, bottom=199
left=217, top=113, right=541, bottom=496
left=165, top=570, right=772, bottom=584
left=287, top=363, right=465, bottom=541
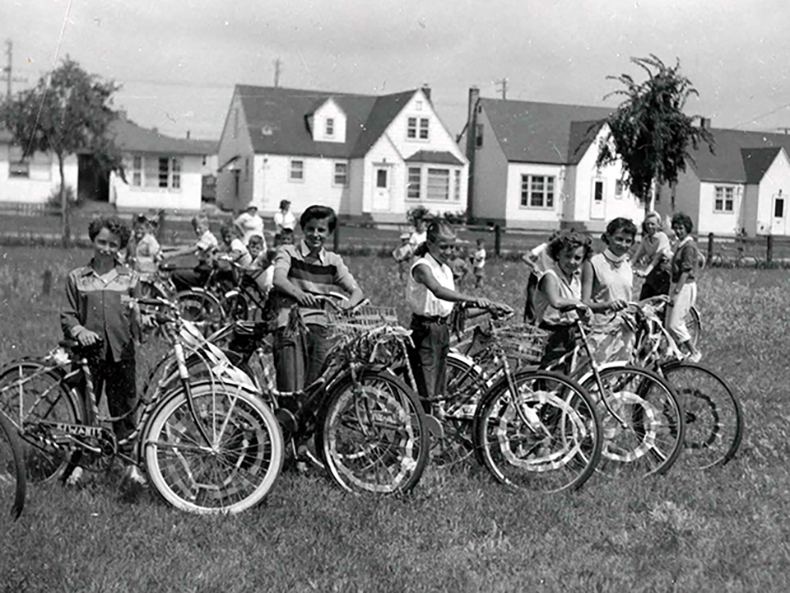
left=65, top=467, right=83, bottom=486
left=123, top=465, right=147, bottom=486
left=686, top=351, right=702, bottom=363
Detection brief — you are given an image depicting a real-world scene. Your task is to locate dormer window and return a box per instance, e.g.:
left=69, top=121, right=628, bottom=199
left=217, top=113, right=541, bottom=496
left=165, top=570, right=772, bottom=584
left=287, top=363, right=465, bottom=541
left=326, top=118, right=335, bottom=137
left=407, top=117, right=429, bottom=140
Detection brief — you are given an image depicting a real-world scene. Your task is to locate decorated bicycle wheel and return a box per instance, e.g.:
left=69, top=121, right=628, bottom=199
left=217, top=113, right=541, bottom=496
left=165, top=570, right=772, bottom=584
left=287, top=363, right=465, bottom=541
left=317, top=370, right=429, bottom=494
left=142, top=381, right=284, bottom=514
left=0, top=411, right=25, bottom=521
left=474, top=369, right=602, bottom=493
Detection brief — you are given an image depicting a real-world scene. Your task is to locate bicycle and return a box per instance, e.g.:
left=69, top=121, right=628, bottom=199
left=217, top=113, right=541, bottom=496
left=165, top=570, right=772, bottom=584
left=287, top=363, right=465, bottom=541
left=0, top=411, right=25, bottom=521
left=628, top=297, right=743, bottom=469
left=0, top=298, right=285, bottom=515
left=148, top=300, right=431, bottom=495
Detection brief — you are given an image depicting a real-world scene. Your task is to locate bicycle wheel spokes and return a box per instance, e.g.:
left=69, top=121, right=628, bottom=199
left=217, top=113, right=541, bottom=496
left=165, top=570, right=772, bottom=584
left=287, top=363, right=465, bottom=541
left=476, top=371, right=602, bottom=493
left=0, top=412, right=25, bottom=521
left=0, top=362, right=82, bottom=482
left=144, top=383, right=283, bottom=514
left=662, top=363, right=743, bottom=469
left=586, top=366, right=684, bottom=478
left=320, top=372, right=428, bottom=494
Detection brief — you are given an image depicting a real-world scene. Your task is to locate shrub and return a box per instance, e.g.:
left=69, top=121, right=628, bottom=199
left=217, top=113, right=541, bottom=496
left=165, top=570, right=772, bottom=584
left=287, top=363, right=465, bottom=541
left=46, top=184, right=79, bottom=210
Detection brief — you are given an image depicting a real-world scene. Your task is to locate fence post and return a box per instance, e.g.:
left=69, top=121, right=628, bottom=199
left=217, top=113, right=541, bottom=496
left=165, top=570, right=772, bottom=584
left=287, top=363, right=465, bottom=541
left=157, top=210, right=166, bottom=243
left=41, top=270, right=52, bottom=296
left=494, top=224, right=502, bottom=257
left=333, top=222, right=341, bottom=253
left=766, top=234, right=773, bottom=266
left=707, top=232, right=714, bottom=263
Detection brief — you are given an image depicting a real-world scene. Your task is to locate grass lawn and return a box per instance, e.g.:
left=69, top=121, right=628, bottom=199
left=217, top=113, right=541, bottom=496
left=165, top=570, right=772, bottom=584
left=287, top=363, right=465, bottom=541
left=1, top=246, right=789, bottom=591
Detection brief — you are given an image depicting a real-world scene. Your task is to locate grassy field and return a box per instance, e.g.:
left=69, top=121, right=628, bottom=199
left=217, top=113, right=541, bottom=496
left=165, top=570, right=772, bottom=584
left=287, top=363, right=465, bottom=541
left=1, top=246, right=789, bottom=592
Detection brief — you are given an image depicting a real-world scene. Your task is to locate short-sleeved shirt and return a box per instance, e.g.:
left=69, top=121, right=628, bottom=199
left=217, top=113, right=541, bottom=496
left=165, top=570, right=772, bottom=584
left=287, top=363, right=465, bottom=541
left=589, top=251, right=633, bottom=323
left=227, top=237, right=252, bottom=267
left=473, top=248, right=486, bottom=269
left=61, top=262, right=140, bottom=361
left=639, top=231, right=672, bottom=264
left=406, top=253, right=455, bottom=318
left=272, top=240, right=359, bottom=327
left=273, top=210, right=297, bottom=233
left=671, top=237, right=699, bottom=283
left=409, top=230, right=427, bottom=247
left=196, top=230, right=219, bottom=263
left=533, top=263, right=582, bottom=326
left=235, top=212, right=267, bottom=247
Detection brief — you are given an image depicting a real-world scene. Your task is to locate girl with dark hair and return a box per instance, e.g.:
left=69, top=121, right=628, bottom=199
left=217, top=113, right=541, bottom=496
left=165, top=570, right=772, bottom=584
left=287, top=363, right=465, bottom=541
left=633, top=211, right=672, bottom=298
left=582, top=217, right=636, bottom=322
left=667, top=212, right=702, bottom=362
left=406, top=220, right=510, bottom=406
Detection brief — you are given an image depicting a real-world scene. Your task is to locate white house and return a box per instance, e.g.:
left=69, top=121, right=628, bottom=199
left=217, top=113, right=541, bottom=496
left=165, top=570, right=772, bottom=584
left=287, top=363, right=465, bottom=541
left=655, top=127, right=790, bottom=237
left=460, top=89, right=645, bottom=231
left=102, top=117, right=216, bottom=212
left=215, top=85, right=468, bottom=222
left=0, top=128, right=79, bottom=207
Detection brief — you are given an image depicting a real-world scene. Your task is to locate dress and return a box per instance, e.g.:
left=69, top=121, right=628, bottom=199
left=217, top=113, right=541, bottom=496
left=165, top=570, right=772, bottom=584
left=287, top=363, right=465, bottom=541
left=273, top=210, right=297, bottom=233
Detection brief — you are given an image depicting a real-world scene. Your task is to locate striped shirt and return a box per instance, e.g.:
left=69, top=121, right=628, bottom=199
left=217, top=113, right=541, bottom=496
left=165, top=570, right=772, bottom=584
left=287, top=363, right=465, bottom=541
left=272, top=240, right=359, bottom=327
left=61, top=262, right=140, bottom=361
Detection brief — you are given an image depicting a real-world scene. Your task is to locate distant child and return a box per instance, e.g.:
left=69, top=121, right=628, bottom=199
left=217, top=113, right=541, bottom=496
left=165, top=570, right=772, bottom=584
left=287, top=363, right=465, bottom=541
left=219, top=224, right=252, bottom=267
left=406, top=221, right=509, bottom=408
left=392, top=233, right=414, bottom=280
left=244, top=232, right=292, bottom=294
left=271, top=205, right=365, bottom=392
left=522, top=231, right=560, bottom=323
left=409, top=218, right=428, bottom=248
left=450, top=244, right=470, bottom=288
left=129, top=213, right=162, bottom=278
left=667, top=212, right=702, bottom=362
left=166, top=213, right=219, bottom=292
left=472, top=238, right=486, bottom=288
left=61, top=216, right=145, bottom=486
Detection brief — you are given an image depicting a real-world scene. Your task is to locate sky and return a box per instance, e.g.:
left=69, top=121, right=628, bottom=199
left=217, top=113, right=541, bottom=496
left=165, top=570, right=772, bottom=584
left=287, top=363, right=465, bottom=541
left=3, top=0, right=790, bottom=142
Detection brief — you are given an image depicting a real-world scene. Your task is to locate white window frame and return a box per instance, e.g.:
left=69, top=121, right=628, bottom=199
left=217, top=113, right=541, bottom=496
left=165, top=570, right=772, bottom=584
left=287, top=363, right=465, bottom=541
left=326, top=118, right=335, bottom=138
left=419, top=117, right=430, bottom=140
left=407, top=117, right=417, bottom=139
left=406, top=167, right=422, bottom=200
left=172, top=157, right=181, bottom=189
left=714, top=186, right=735, bottom=213
left=132, top=155, right=143, bottom=186
left=519, top=174, right=555, bottom=209
left=333, top=161, right=348, bottom=187
left=289, top=159, right=305, bottom=182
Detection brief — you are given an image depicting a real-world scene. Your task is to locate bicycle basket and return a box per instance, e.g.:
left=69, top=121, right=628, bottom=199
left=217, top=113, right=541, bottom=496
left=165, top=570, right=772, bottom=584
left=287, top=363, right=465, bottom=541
left=491, top=323, right=550, bottom=363
left=326, top=306, right=400, bottom=340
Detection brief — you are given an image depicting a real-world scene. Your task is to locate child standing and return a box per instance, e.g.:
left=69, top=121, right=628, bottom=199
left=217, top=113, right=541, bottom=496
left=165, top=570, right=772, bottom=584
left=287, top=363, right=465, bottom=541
left=392, top=233, right=414, bottom=280
left=449, top=244, right=470, bottom=288
left=166, top=213, right=219, bottom=292
left=522, top=231, right=560, bottom=323
left=129, top=214, right=162, bottom=278
left=271, top=205, right=365, bottom=392
left=472, top=238, right=486, bottom=288
left=581, top=218, right=635, bottom=323
left=406, top=221, right=509, bottom=408
left=61, top=216, right=145, bottom=485
left=667, top=212, right=702, bottom=362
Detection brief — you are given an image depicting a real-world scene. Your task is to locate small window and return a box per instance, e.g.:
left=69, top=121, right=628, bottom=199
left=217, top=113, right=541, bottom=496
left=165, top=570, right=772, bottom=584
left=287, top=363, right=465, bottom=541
left=9, top=146, right=29, bottom=178
left=158, top=157, right=169, bottom=188
left=594, top=180, right=604, bottom=202
left=376, top=169, right=388, bottom=188
left=714, top=186, right=734, bottom=213
left=171, top=158, right=181, bottom=189
left=775, top=198, right=785, bottom=218
left=333, top=162, right=348, bottom=186
left=407, top=167, right=421, bottom=200
left=419, top=118, right=429, bottom=140
left=290, top=160, right=304, bottom=181
left=326, top=118, right=335, bottom=137
left=615, top=180, right=623, bottom=199
left=233, top=170, right=240, bottom=198
left=475, top=123, right=484, bottom=149
left=132, top=155, right=143, bottom=186
left=415, top=101, right=423, bottom=111
left=453, top=170, right=461, bottom=202
left=407, top=117, right=417, bottom=139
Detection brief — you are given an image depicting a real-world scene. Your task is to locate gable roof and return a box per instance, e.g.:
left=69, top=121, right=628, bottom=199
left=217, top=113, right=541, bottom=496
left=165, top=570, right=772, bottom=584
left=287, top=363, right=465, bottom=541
left=686, top=128, right=790, bottom=183
left=480, top=98, right=612, bottom=164
left=236, top=85, right=417, bottom=159
left=109, top=118, right=217, bottom=156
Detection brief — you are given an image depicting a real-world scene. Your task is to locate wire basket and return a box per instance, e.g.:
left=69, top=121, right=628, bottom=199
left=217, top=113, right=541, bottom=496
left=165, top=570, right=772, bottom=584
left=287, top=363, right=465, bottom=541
left=491, top=323, right=550, bottom=363
left=326, top=306, right=400, bottom=339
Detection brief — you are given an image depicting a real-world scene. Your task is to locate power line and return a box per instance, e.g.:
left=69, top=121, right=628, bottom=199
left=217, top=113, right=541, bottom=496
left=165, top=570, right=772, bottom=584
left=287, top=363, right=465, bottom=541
left=733, top=100, right=790, bottom=129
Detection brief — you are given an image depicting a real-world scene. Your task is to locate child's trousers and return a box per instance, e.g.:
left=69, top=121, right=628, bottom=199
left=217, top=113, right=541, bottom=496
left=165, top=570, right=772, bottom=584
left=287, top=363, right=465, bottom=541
left=407, top=315, right=451, bottom=408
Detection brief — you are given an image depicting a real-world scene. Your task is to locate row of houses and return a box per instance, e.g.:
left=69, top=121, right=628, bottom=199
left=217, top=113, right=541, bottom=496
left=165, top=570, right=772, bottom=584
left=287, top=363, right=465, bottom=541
left=3, top=83, right=790, bottom=237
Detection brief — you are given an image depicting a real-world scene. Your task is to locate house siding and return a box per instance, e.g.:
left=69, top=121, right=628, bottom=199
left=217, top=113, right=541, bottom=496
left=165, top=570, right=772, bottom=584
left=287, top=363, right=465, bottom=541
left=110, top=154, right=202, bottom=212
left=504, top=163, right=564, bottom=230
left=0, top=144, right=79, bottom=205
left=471, top=108, right=508, bottom=223
left=657, top=169, right=701, bottom=232
left=697, top=181, right=745, bottom=236
left=216, top=92, right=255, bottom=211
left=755, top=150, right=790, bottom=236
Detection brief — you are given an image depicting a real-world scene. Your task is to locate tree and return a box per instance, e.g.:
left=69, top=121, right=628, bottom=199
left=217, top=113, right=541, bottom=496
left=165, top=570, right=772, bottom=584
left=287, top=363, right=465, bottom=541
left=596, top=55, right=714, bottom=213
left=1, top=57, right=123, bottom=245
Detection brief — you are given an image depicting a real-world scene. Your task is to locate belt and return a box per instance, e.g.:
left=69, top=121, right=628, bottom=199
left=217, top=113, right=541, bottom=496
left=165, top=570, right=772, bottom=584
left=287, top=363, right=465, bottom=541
left=412, top=313, right=450, bottom=325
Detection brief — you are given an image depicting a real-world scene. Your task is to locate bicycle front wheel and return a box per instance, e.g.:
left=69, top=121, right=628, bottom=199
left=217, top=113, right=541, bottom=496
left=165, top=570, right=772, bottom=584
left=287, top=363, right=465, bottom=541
left=661, top=362, right=743, bottom=469
left=0, top=361, right=84, bottom=482
left=474, top=369, right=603, bottom=493
left=317, top=370, right=429, bottom=494
left=143, top=381, right=284, bottom=514
left=583, top=365, right=685, bottom=478
left=0, top=411, right=25, bottom=521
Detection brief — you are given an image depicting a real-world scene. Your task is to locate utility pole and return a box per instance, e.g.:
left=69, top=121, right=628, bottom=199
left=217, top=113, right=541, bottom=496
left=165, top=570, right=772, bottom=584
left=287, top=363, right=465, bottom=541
left=273, top=58, right=282, bottom=88
left=2, top=40, right=27, bottom=99
left=495, top=77, right=508, bottom=100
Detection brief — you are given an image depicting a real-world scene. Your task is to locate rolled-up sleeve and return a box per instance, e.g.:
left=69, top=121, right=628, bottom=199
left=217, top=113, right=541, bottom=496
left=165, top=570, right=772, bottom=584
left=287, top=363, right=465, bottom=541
left=679, top=245, right=698, bottom=273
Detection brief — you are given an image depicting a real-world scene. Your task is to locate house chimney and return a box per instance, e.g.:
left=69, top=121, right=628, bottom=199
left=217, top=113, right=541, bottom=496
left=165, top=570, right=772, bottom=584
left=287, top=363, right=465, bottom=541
left=421, top=83, right=431, bottom=102
left=186, top=130, right=191, bottom=139
left=700, top=117, right=712, bottom=129
left=465, top=86, right=481, bottom=220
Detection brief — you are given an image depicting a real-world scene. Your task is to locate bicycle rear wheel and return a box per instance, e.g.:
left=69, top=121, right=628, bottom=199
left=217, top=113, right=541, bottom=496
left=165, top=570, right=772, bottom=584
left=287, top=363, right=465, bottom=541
left=582, top=365, right=685, bottom=478
left=317, top=370, right=429, bottom=494
left=0, top=361, right=84, bottom=482
left=661, top=362, right=743, bottom=469
left=474, top=369, right=602, bottom=493
left=0, top=412, right=25, bottom=521
left=143, top=381, right=284, bottom=514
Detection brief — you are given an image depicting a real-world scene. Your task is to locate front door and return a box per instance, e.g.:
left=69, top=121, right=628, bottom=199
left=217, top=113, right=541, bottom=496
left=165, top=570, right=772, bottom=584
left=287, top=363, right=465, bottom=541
left=772, top=194, right=787, bottom=235
left=372, top=166, right=391, bottom=211
left=590, top=179, right=606, bottom=220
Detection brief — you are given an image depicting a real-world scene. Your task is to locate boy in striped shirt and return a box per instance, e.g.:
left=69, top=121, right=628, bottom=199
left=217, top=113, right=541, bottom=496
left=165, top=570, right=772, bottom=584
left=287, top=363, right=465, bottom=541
left=272, top=205, right=365, bottom=392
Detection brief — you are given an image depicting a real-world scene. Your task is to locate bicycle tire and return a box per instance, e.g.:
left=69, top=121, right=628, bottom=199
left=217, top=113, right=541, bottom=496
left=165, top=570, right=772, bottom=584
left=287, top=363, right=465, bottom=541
left=0, top=360, right=85, bottom=482
left=174, top=289, right=226, bottom=336
left=317, top=369, right=429, bottom=495
left=222, top=290, right=250, bottom=323
left=581, top=365, right=685, bottom=478
left=0, top=411, right=26, bottom=521
left=473, top=369, right=603, bottom=493
left=660, top=362, right=743, bottom=469
left=686, top=306, right=702, bottom=348
left=142, top=380, right=284, bottom=514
